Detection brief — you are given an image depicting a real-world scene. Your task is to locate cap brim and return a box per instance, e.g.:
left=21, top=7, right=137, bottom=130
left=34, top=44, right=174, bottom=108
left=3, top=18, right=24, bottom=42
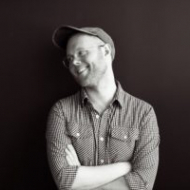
left=52, top=25, right=98, bottom=49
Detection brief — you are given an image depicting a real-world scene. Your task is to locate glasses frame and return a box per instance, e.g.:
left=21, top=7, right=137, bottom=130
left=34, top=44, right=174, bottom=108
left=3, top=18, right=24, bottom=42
left=62, top=44, right=106, bottom=69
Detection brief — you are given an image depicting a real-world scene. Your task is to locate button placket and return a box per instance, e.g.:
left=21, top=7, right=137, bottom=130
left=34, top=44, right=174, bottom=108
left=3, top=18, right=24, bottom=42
left=90, top=110, right=102, bottom=165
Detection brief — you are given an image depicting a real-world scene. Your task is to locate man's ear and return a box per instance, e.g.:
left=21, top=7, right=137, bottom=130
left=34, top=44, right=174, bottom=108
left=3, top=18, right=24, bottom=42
left=104, top=43, right=112, bottom=57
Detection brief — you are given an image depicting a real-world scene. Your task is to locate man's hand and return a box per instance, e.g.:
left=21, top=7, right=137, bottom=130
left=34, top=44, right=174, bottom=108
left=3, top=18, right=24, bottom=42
left=65, top=144, right=81, bottom=166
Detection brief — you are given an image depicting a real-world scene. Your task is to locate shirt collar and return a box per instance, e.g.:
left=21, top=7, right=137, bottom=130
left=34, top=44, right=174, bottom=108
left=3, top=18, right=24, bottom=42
left=80, top=88, right=89, bottom=107
left=80, top=80, right=125, bottom=108
left=113, top=81, right=125, bottom=107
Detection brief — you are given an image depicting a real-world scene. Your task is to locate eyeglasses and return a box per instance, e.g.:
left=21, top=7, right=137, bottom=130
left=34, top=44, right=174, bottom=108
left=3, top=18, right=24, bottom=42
left=62, top=44, right=105, bottom=68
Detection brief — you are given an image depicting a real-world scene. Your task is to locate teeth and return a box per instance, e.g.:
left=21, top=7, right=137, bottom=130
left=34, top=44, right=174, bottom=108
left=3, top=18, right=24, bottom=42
left=78, top=67, right=86, bottom=74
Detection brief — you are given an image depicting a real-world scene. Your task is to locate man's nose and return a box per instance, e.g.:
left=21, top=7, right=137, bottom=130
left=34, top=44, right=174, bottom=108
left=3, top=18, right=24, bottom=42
left=72, top=57, right=82, bottom=66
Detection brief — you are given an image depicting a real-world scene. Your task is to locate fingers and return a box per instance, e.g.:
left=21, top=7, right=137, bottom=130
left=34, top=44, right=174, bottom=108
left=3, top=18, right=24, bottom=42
left=65, top=148, right=75, bottom=165
left=65, top=144, right=81, bottom=166
left=67, top=144, right=79, bottom=160
left=66, top=154, right=73, bottom=166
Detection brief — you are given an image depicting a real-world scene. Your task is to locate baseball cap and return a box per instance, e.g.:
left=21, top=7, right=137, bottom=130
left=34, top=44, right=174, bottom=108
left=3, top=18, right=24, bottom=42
left=52, top=25, right=115, bottom=60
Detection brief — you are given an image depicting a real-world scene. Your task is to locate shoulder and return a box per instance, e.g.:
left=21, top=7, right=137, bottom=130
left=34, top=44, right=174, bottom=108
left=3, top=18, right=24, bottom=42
left=117, top=81, right=153, bottom=114
left=120, top=89, right=158, bottom=125
left=50, top=91, right=81, bottom=114
left=121, top=91, right=159, bottom=134
left=124, top=90, right=153, bottom=112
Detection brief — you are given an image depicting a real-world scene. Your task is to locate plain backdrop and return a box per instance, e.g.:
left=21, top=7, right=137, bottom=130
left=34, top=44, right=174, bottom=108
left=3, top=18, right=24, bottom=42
left=1, top=0, right=190, bottom=189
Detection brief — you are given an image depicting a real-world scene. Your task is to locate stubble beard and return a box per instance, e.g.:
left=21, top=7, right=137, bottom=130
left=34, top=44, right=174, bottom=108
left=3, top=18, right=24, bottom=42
left=73, top=60, right=108, bottom=88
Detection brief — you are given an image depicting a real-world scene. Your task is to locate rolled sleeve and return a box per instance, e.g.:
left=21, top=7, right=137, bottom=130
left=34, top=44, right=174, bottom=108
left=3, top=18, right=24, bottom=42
left=46, top=102, right=78, bottom=190
left=125, top=106, right=160, bottom=190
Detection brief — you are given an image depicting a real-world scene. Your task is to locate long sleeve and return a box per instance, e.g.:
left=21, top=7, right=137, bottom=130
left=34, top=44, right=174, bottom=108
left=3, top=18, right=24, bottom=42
left=46, top=102, right=78, bottom=190
left=125, top=106, right=160, bottom=190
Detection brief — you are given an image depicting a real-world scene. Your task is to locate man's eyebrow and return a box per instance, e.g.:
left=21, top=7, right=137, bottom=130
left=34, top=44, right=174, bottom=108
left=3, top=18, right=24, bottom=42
left=66, top=48, right=87, bottom=56
left=71, top=47, right=87, bottom=52
left=76, top=47, right=88, bottom=51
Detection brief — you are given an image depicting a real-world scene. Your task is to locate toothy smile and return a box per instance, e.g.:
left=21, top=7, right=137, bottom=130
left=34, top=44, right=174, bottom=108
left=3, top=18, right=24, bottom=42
left=77, top=67, right=88, bottom=75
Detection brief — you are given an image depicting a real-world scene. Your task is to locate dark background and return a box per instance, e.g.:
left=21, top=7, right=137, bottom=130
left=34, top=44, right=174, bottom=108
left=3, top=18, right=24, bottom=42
left=0, top=0, right=190, bottom=189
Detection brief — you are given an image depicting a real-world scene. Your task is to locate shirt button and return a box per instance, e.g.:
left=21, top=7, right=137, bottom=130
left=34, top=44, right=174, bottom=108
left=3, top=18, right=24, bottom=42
left=100, top=159, right=104, bottom=164
left=95, top=114, right=100, bottom=119
left=124, top=135, right=127, bottom=139
left=76, top=133, right=80, bottom=137
left=100, top=137, right=104, bottom=141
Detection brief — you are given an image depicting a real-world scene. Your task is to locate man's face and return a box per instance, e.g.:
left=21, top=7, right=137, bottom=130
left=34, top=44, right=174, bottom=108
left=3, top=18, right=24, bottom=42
left=66, top=34, right=109, bottom=87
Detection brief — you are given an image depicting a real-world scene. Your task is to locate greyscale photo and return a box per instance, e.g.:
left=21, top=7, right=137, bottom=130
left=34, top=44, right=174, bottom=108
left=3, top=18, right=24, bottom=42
left=1, top=1, right=190, bottom=190
left=46, top=25, right=160, bottom=190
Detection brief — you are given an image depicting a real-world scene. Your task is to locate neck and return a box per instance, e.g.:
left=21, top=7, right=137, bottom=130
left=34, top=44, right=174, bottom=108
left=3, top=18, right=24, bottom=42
left=84, top=71, right=117, bottom=114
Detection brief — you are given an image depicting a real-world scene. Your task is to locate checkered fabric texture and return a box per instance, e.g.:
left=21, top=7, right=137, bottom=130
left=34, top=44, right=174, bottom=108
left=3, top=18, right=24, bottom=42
left=46, top=82, right=160, bottom=190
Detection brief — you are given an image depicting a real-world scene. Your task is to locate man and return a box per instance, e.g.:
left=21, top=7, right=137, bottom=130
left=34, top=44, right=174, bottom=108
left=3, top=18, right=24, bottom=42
left=46, top=25, right=160, bottom=190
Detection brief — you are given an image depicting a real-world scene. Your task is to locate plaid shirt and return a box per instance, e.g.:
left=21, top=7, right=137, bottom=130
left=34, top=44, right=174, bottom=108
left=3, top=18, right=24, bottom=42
left=46, top=82, right=160, bottom=190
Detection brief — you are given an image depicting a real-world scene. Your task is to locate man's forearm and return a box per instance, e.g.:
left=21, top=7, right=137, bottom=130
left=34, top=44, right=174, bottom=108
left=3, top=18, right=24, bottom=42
left=72, top=162, right=131, bottom=190
left=93, top=176, right=130, bottom=190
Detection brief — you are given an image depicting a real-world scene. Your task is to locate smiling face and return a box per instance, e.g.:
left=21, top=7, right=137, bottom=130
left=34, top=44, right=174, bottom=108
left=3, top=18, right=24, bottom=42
left=66, top=34, right=112, bottom=88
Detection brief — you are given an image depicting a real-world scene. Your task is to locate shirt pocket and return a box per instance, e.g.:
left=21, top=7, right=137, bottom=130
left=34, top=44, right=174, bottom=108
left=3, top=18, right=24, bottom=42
left=65, top=122, right=94, bottom=165
left=66, top=122, right=92, bottom=139
left=109, top=127, right=139, bottom=162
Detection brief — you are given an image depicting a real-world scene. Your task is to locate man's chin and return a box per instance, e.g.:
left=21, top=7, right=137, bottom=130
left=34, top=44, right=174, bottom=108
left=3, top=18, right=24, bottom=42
left=76, top=78, right=89, bottom=87
left=76, top=78, right=96, bottom=88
